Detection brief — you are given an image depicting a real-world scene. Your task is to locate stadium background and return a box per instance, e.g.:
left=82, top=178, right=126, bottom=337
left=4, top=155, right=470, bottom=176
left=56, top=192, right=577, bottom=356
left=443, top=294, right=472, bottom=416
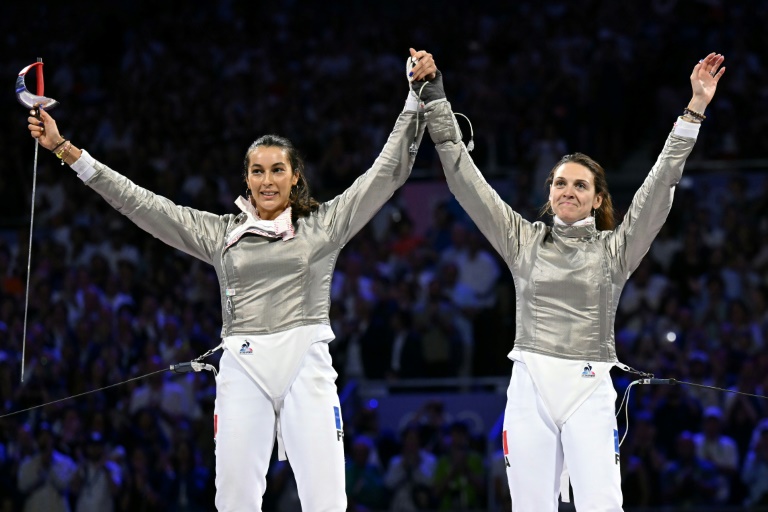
left=2, top=1, right=768, bottom=510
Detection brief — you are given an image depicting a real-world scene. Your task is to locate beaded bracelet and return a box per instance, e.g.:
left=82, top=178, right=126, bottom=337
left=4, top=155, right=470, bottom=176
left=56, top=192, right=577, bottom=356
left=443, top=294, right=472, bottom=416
left=683, top=108, right=706, bottom=121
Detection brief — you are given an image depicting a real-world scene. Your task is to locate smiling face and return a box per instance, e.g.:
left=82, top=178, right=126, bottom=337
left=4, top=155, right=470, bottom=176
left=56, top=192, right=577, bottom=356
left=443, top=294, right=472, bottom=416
left=548, top=162, right=603, bottom=224
left=246, top=146, right=299, bottom=220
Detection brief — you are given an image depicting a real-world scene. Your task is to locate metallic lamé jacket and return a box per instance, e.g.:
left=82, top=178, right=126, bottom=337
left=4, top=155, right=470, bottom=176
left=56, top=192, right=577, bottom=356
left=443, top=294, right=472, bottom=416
left=82, top=111, right=425, bottom=337
left=425, top=100, right=695, bottom=363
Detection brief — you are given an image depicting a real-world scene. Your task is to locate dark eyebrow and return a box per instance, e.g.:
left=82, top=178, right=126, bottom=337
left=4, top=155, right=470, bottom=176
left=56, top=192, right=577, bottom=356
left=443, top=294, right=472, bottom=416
left=555, top=177, right=589, bottom=183
left=250, top=162, right=288, bottom=169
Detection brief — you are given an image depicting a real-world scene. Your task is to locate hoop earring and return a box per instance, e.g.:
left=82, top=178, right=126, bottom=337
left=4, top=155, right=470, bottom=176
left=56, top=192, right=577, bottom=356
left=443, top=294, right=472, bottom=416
left=245, top=188, right=252, bottom=198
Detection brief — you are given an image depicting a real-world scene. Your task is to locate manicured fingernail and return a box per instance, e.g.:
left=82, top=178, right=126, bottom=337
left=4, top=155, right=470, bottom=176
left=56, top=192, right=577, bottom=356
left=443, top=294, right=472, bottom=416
left=409, top=71, right=413, bottom=77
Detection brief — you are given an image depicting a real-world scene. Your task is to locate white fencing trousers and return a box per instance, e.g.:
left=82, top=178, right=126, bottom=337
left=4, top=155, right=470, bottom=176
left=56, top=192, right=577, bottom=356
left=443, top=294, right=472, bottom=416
left=502, top=361, right=623, bottom=511
left=214, top=342, right=346, bottom=512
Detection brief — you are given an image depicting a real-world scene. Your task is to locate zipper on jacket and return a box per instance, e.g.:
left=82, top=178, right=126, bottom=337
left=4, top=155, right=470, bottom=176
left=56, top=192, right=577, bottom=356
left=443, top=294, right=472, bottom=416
left=225, top=288, right=236, bottom=317
left=221, top=249, right=235, bottom=329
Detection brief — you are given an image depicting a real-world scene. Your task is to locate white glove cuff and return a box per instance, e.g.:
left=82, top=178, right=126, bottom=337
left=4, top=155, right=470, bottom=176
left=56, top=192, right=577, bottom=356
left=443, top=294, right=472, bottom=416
left=674, top=118, right=701, bottom=139
left=70, top=149, right=98, bottom=182
left=403, top=90, right=423, bottom=112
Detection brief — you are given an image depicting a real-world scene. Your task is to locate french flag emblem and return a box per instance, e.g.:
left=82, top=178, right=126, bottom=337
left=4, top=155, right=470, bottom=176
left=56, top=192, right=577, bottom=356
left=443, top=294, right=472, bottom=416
left=502, top=430, right=511, bottom=467
left=334, top=406, right=344, bottom=441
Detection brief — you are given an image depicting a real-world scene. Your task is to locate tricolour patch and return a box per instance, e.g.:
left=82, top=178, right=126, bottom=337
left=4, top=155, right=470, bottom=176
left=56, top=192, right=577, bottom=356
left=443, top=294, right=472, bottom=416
left=503, top=430, right=511, bottom=467
left=334, top=406, right=344, bottom=441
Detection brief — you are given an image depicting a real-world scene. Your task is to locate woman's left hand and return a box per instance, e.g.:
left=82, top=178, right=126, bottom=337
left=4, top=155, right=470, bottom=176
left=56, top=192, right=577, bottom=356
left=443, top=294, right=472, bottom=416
left=689, top=52, right=725, bottom=112
left=409, top=48, right=437, bottom=81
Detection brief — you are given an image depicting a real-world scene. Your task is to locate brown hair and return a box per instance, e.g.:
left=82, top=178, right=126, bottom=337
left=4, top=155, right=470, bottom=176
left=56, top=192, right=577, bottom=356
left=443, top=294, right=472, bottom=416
left=539, top=152, right=616, bottom=230
left=243, top=135, right=320, bottom=223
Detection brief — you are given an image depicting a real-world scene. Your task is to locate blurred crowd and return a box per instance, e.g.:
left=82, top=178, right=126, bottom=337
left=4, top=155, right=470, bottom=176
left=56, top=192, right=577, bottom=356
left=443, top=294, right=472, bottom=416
left=2, top=0, right=768, bottom=510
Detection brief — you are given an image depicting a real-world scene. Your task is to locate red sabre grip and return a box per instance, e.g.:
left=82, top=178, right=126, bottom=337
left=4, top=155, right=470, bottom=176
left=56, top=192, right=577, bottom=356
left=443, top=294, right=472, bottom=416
left=36, top=57, right=43, bottom=96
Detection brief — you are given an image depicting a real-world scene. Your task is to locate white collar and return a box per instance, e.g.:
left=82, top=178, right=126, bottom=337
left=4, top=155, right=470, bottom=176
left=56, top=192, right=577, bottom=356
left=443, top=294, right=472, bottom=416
left=554, top=215, right=595, bottom=227
left=229, top=196, right=295, bottom=243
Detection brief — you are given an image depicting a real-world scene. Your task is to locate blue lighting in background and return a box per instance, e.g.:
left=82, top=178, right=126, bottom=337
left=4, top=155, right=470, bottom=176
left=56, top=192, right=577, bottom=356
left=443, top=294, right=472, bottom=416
left=368, top=399, right=379, bottom=409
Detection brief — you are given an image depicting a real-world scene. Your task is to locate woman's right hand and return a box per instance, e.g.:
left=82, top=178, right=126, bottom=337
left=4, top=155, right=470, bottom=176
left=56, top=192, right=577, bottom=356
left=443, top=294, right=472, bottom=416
left=27, top=106, right=63, bottom=151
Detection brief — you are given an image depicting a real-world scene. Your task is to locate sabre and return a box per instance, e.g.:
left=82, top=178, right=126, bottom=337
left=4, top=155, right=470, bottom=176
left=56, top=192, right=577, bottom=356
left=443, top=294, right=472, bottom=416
left=15, top=58, right=59, bottom=383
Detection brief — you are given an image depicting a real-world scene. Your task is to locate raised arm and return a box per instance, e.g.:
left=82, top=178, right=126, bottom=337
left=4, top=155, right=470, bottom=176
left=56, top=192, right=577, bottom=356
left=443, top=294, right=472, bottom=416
left=320, top=49, right=435, bottom=246
left=606, top=53, right=725, bottom=276
left=421, top=71, right=535, bottom=265
left=28, top=109, right=227, bottom=264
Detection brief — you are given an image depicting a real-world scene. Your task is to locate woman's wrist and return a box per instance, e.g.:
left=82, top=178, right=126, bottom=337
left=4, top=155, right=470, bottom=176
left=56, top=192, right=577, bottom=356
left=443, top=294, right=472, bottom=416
left=62, top=145, right=83, bottom=166
left=680, top=112, right=702, bottom=124
left=682, top=97, right=708, bottom=124
left=687, top=97, right=708, bottom=115
left=51, top=139, right=82, bottom=166
left=51, top=138, right=68, bottom=152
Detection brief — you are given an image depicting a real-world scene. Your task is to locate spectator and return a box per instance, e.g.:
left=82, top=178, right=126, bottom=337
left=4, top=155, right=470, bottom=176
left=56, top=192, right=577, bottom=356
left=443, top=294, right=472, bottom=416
left=684, top=352, right=722, bottom=411
left=743, top=426, right=768, bottom=508
left=661, top=431, right=721, bottom=507
left=119, top=446, right=168, bottom=512
left=346, top=435, right=387, bottom=511
left=725, top=362, right=765, bottom=460
left=435, top=261, right=477, bottom=377
left=384, top=425, right=437, bottom=511
left=388, top=309, right=425, bottom=380
left=17, top=423, right=77, bottom=512
left=653, top=385, right=702, bottom=457
left=412, top=279, right=463, bottom=378
left=164, top=439, right=211, bottom=512
left=622, top=411, right=666, bottom=506
left=693, top=406, right=739, bottom=504
left=128, top=357, right=188, bottom=424
left=424, top=202, right=455, bottom=254
left=72, top=432, right=122, bottom=512
left=433, top=421, right=485, bottom=510
left=490, top=449, right=512, bottom=511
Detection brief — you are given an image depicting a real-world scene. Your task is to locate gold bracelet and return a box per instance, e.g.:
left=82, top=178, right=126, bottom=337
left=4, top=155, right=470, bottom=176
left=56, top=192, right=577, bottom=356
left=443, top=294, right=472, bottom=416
left=54, top=141, right=70, bottom=158
left=55, top=141, right=72, bottom=165
left=61, top=144, right=73, bottom=164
